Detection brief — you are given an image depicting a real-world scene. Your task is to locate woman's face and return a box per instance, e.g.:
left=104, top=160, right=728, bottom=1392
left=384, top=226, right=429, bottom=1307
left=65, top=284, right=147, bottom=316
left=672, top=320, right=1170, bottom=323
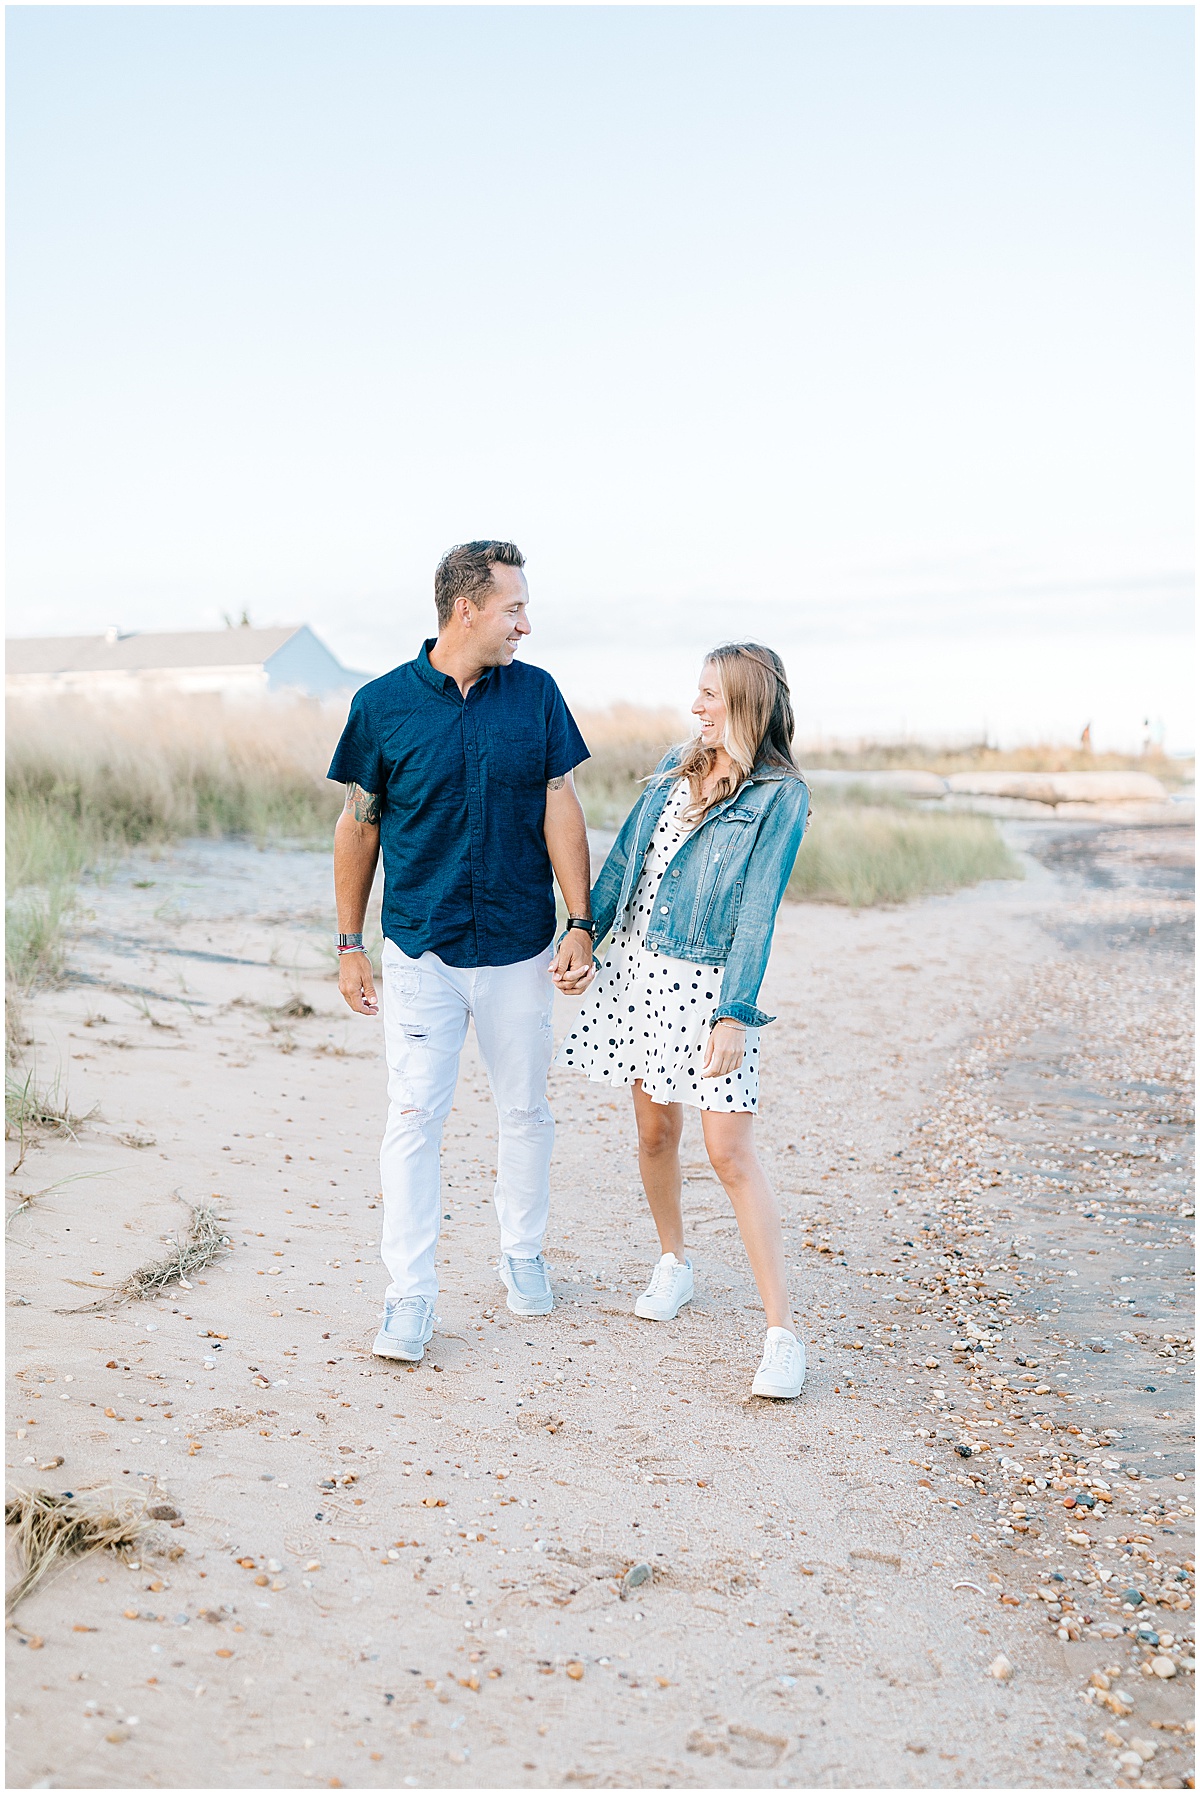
left=692, top=662, right=727, bottom=748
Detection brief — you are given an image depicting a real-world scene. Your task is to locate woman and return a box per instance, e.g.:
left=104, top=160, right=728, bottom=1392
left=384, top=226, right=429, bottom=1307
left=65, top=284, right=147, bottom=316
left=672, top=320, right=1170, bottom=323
left=556, top=643, right=810, bottom=1399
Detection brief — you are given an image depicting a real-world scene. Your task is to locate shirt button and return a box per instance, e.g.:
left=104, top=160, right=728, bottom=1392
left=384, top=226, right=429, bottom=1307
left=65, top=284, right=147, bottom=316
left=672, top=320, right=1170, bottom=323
left=670, top=869, right=680, bottom=878
left=659, top=905, right=670, bottom=915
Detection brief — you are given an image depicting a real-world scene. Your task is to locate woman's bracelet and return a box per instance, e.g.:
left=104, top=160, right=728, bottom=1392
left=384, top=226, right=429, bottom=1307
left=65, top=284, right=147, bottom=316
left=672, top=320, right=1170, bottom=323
left=712, top=1017, right=745, bottom=1030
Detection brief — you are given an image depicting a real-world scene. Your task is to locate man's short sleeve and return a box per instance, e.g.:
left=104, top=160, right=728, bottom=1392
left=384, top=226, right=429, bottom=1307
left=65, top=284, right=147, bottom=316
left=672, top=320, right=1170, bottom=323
left=545, top=684, right=589, bottom=782
left=327, top=691, right=385, bottom=797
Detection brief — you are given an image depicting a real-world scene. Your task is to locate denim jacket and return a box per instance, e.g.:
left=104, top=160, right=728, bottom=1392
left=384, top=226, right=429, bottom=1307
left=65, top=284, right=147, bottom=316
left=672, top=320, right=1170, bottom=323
left=590, top=750, right=810, bottom=1028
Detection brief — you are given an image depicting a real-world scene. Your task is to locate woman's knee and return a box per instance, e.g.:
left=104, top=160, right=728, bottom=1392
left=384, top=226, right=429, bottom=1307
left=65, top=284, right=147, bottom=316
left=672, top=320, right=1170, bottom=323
left=634, top=1099, right=682, bottom=1155
left=704, top=1125, right=758, bottom=1184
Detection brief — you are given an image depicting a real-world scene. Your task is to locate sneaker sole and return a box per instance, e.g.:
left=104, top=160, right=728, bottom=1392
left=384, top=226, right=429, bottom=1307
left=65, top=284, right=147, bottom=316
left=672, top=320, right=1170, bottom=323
left=751, top=1374, right=805, bottom=1399
left=634, top=1290, right=693, bottom=1321
left=373, top=1340, right=427, bottom=1362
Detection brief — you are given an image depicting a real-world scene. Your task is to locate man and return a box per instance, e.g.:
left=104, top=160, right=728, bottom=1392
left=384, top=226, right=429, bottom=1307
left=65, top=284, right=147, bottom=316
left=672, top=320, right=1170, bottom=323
left=329, top=540, right=596, bottom=1364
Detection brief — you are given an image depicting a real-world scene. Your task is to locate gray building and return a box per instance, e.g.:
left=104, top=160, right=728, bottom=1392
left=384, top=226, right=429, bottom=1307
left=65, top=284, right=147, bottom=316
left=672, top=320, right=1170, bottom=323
left=6, top=624, right=371, bottom=701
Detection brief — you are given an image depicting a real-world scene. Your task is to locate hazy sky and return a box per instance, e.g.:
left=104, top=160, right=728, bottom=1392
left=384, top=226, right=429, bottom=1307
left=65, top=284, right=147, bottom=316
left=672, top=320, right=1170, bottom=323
left=7, top=5, right=1193, bottom=747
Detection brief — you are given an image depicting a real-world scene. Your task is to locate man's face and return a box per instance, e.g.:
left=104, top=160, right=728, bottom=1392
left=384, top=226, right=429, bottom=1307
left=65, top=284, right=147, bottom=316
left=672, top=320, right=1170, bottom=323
left=469, top=563, right=531, bottom=666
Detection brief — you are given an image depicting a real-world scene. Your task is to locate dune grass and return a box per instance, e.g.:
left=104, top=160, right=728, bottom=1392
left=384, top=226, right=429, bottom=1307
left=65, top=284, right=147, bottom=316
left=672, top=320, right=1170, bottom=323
left=788, top=803, right=1022, bottom=907
left=6, top=696, right=1053, bottom=962
left=5, top=696, right=346, bottom=988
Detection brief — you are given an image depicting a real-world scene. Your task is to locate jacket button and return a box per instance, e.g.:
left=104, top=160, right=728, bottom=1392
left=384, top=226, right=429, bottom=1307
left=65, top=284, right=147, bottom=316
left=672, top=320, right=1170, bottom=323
left=670, top=869, right=680, bottom=878
left=659, top=905, right=669, bottom=915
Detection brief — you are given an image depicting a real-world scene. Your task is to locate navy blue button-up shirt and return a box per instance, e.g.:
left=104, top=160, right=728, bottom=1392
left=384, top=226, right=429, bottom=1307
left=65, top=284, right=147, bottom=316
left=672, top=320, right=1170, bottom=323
left=328, top=640, right=589, bottom=969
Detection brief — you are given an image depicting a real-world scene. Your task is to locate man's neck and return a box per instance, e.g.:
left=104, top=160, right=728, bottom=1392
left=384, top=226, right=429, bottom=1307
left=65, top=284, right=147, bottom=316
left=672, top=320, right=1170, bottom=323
left=427, top=633, right=492, bottom=698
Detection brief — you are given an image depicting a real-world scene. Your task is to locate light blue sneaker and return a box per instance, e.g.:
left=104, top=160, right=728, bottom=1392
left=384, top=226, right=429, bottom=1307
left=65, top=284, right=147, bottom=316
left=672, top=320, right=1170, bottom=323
left=498, top=1253, right=554, bottom=1316
left=373, top=1296, right=435, bottom=1362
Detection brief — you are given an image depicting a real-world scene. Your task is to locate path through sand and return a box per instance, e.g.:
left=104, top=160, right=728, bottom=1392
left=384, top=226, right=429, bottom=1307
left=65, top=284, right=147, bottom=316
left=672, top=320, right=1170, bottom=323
left=6, top=822, right=1194, bottom=1789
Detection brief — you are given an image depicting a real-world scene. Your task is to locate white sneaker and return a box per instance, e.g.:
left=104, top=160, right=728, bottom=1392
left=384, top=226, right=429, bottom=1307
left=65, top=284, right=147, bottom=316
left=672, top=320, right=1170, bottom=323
left=373, top=1296, right=435, bottom=1363
left=751, top=1327, right=806, bottom=1399
left=499, top=1253, right=554, bottom=1316
left=634, top=1253, right=694, bottom=1322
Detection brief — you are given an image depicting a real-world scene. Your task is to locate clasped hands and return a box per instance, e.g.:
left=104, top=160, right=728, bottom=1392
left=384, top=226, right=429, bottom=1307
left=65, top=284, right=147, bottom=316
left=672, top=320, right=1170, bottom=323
left=550, top=927, right=596, bottom=995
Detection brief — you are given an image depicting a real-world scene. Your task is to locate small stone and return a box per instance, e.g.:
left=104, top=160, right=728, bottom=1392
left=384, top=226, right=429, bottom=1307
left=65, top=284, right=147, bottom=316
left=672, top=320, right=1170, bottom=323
left=1150, top=1656, right=1176, bottom=1679
left=304, top=1561, right=321, bottom=1573
left=1064, top=1730, right=1086, bottom=1751
left=1116, top=1750, right=1143, bottom=1776
left=1130, top=1738, right=1158, bottom=1762
left=148, top=1505, right=179, bottom=1522
left=622, top=1563, right=652, bottom=1594
left=988, top=1653, right=1013, bottom=1681
left=1122, top=1588, right=1143, bottom=1606
left=566, top=1661, right=584, bottom=1680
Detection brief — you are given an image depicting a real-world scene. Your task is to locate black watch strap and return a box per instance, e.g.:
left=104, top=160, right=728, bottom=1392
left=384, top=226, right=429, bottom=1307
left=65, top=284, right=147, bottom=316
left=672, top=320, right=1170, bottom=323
left=566, top=916, right=596, bottom=937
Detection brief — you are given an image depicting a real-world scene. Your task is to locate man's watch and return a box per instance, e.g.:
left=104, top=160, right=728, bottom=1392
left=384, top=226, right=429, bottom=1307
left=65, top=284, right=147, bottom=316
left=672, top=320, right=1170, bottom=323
left=566, top=917, right=596, bottom=937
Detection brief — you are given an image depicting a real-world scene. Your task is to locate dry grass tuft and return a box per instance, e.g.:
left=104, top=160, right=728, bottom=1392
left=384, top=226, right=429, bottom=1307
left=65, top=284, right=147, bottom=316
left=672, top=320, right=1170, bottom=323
left=5, top=1487, right=154, bottom=1614
left=117, top=1203, right=231, bottom=1303
left=64, top=1202, right=230, bottom=1311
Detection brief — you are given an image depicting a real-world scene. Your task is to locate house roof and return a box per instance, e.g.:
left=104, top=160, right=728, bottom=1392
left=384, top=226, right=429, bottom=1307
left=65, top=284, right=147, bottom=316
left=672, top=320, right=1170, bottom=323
left=7, top=627, right=305, bottom=676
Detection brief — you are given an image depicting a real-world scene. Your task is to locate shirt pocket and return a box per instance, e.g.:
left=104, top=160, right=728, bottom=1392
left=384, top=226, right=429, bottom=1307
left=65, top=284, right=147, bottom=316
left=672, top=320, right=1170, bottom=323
left=487, top=724, right=547, bottom=789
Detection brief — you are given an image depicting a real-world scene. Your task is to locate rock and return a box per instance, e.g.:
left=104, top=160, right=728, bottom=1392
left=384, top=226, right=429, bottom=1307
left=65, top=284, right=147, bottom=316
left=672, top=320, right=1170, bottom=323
left=622, top=1562, right=652, bottom=1596
left=1130, top=1738, right=1158, bottom=1762
left=566, top=1661, right=584, bottom=1680
left=943, top=770, right=1167, bottom=804
left=148, top=1504, right=179, bottom=1522
left=988, top=1653, right=1013, bottom=1681
left=1150, top=1656, right=1176, bottom=1679
left=806, top=769, right=949, bottom=798
left=1122, top=1588, right=1144, bottom=1606
left=1116, top=1749, right=1144, bottom=1775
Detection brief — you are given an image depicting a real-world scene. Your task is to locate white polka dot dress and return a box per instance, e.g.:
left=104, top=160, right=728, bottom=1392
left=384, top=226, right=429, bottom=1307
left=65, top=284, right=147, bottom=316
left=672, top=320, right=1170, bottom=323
left=556, top=779, right=759, bottom=1111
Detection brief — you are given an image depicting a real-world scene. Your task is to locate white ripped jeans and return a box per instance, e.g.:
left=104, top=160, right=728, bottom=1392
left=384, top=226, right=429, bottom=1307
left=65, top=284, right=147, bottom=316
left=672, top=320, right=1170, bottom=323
left=379, top=938, right=556, bottom=1304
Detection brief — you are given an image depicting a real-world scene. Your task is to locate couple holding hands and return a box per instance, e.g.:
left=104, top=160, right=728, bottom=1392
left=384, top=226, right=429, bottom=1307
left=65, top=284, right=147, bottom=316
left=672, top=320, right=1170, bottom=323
left=331, top=540, right=810, bottom=1401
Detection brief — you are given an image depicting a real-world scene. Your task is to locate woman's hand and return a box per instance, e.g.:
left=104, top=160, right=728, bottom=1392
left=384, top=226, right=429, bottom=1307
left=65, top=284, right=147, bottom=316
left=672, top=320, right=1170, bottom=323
left=702, top=1019, right=745, bottom=1078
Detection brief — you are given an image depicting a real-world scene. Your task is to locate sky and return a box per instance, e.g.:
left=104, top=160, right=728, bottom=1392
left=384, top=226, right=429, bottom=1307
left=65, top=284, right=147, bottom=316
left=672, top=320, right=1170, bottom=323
left=6, top=5, right=1194, bottom=748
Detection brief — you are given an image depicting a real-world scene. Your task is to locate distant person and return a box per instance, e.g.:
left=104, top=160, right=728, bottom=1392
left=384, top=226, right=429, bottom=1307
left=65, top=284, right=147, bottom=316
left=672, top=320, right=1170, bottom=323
left=328, top=541, right=596, bottom=1364
left=556, top=644, right=811, bottom=1399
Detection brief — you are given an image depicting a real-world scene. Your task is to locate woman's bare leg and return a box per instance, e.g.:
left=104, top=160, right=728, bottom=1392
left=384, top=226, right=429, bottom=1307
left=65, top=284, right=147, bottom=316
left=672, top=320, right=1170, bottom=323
left=631, top=1080, right=686, bottom=1259
left=700, top=1109, right=794, bottom=1331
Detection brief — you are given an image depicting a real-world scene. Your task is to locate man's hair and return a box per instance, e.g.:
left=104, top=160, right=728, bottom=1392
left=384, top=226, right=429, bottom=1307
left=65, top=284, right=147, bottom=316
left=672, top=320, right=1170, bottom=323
left=434, top=541, right=525, bottom=628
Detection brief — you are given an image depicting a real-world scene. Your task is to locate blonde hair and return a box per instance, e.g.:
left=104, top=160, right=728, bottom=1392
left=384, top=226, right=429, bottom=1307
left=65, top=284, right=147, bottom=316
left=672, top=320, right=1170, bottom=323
left=673, top=643, right=800, bottom=824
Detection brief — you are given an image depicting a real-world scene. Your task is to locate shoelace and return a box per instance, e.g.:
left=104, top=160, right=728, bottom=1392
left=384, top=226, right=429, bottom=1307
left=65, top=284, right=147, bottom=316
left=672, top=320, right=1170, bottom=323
left=387, top=1297, right=428, bottom=1323
left=763, top=1335, right=796, bottom=1366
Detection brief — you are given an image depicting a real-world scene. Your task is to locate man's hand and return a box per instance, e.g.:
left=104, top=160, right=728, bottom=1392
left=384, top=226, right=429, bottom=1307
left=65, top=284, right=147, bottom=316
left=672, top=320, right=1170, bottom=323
left=702, top=1019, right=745, bottom=1078
left=550, top=927, right=596, bottom=995
left=338, top=949, right=379, bottom=1016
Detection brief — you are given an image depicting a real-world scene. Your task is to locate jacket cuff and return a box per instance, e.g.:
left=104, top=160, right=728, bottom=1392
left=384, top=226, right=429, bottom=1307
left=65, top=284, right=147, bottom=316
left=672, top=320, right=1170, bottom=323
left=711, top=1002, right=774, bottom=1029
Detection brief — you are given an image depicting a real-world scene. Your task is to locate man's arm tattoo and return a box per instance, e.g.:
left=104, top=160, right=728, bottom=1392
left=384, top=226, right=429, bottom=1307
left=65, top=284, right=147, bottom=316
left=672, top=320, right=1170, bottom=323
left=546, top=775, right=566, bottom=792
left=344, top=783, right=381, bottom=824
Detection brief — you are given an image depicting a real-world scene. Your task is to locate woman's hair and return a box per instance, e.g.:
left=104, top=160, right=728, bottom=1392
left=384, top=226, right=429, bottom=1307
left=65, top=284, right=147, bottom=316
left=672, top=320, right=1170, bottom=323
left=672, top=642, right=802, bottom=823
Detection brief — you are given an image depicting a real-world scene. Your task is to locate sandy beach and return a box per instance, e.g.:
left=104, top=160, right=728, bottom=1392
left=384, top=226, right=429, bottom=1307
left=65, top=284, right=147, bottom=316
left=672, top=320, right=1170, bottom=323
left=6, top=818, right=1194, bottom=1790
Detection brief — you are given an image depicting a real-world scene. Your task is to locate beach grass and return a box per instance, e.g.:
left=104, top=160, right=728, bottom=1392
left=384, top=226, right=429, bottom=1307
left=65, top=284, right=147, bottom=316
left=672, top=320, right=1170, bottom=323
left=9, top=696, right=1168, bottom=954
left=788, top=803, right=1022, bottom=907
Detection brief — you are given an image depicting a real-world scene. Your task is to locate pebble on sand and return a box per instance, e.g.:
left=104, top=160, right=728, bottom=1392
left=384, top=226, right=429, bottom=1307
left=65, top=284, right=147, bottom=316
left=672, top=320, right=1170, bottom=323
left=1150, top=1656, right=1176, bottom=1679
left=988, top=1654, right=1013, bottom=1681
